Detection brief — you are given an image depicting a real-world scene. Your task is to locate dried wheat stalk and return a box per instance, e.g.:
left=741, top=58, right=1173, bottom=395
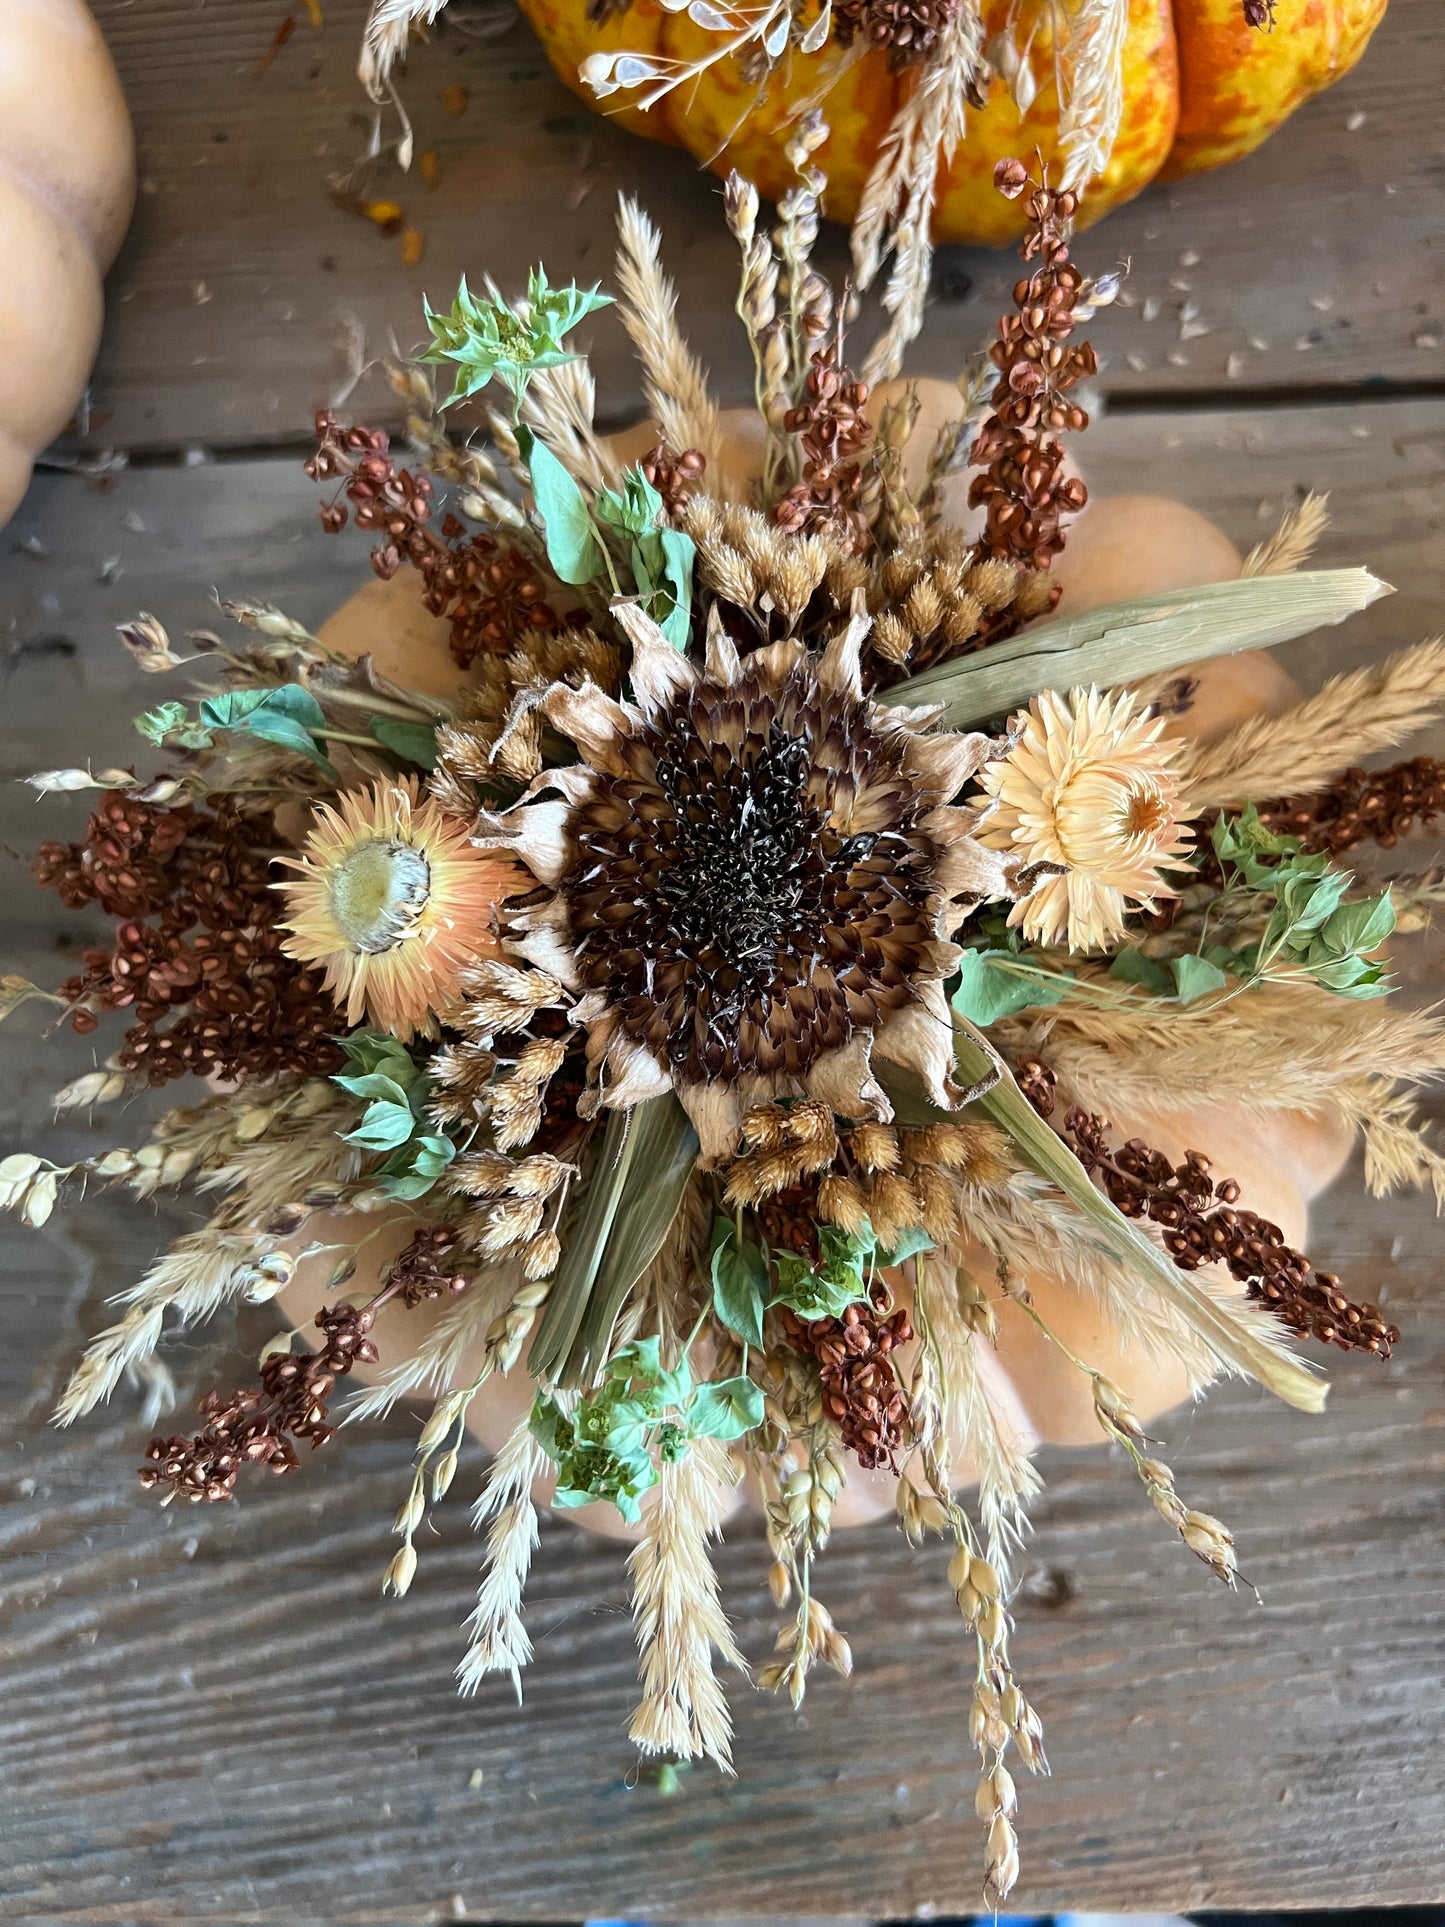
left=521, top=358, right=621, bottom=494
left=457, top=1415, right=547, bottom=1700
left=1001, top=985, right=1445, bottom=1125
left=1051, top=0, right=1130, bottom=192
left=1176, top=636, right=1445, bottom=813
left=1241, top=493, right=1330, bottom=578
left=854, top=7, right=986, bottom=384
left=359, top=0, right=447, bottom=99
left=627, top=1437, right=746, bottom=1770
left=614, top=196, right=724, bottom=470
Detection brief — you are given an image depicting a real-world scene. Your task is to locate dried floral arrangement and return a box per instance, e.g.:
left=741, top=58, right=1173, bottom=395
left=12, top=157, right=1445, bottom=1901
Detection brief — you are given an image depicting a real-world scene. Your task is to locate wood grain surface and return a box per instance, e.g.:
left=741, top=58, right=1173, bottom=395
left=2, top=396, right=1443, bottom=1919
left=70, top=0, right=1445, bottom=458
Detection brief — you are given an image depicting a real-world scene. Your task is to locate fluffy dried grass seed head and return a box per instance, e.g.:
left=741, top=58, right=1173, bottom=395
left=979, top=686, right=1189, bottom=952
left=278, top=777, right=523, bottom=1041
left=482, top=610, right=1033, bottom=1158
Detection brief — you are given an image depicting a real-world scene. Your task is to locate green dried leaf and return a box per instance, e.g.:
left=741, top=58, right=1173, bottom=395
left=875, top=1225, right=934, bottom=1269
left=528, top=1094, right=699, bottom=1388
left=369, top=718, right=439, bottom=768
left=947, top=1018, right=1327, bottom=1415
left=1171, top=953, right=1229, bottom=1003
left=1108, top=947, right=1174, bottom=995
left=710, top=1217, right=768, bottom=1348
left=952, top=949, right=1068, bottom=1026
left=688, top=1374, right=765, bottom=1441
left=525, top=433, right=603, bottom=586
left=342, top=1100, right=417, bottom=1151
left=884, top=571, right=1390, bottom=728
left=199, top=685, right=334, bottom=774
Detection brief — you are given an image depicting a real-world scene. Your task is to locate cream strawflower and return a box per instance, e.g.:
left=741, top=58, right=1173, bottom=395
left=277, top=777, right=524, bottom=1041
left=977, top=686, right=1190, bottom=953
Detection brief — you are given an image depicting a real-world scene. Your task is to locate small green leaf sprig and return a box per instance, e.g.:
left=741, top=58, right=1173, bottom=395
left=1201, top=804, right=1395, bottom=999
left=950, top=804, right=1395, bottom=1027
left=710, top=1215, right=932, bottom=1348
left=953, top=939, right=1239, bottom=1021
left=421, top=269, right=612, bottom=412
left=530, top=1334, right=764, bottom=1523
left=135, top=690, right=438, bottom=781
left=333, top=1031, right=458, bottom=1201
left=524, top=447, right=696, bottom=646
left=418, top=272, right=695, bottom=647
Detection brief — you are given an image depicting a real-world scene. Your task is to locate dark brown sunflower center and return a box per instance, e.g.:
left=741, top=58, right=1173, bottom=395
left=651, top=721, right=826, bottom=959
left=561, top=666, right=942, bottom=1085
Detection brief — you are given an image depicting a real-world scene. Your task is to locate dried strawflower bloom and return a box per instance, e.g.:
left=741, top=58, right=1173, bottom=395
left=278, top=777, right=524, bottom=1040
left=978, top=687, right=1189, bottom=952
left=480, top=609, right=1040, bottom=1157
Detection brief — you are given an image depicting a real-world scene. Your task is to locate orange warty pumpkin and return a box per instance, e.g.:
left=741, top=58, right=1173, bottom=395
left=511, top=0, right=1385, bottom=245
left=0, top=0, right=135, bottom=527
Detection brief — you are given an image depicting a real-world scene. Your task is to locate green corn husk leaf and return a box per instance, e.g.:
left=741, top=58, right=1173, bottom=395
left=526, top=1094, right=699, bottom=1390
left=882, top=1020, right=1326, bottom=1415
left=882, top=570, right=1390, bottom=728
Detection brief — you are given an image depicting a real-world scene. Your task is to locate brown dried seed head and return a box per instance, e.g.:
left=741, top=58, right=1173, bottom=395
left=865, top=1171, right=923, bottom=1244
left=913, top=1163, right=962, bottom=1242
left=740, top=1103, right=789, bottom=1151
left=521, top=1229, right=562, bottom=1280
left=850, top=1122, right=901, bottom=1172
left=817, top=1174, right=870, bottom=1235
left=967, top=557, right=1021, bottom=608
left=514, top=1035, right=566, bottom=1082
left=476, top=1194, right=547, bottom=1255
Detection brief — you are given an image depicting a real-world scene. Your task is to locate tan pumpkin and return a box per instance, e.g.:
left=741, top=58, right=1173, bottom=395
left=0, top=0, right=135, bottom=527
left=512, top=0, right=1387, bottom=247
left=275, top=386, right=1354, bottom=1538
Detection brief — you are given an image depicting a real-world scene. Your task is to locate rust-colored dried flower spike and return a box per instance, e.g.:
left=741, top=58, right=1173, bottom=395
left=639, top=439, right=707, bottom=524
left=139, top=1303, right=381, bottom=1503
left=1042, top=1090, right=1400, bottom=1359
left=771, top=324, right=874, bottom=555
left=968, top=159, right=1093, bottom=572
left=307, top=411, right=563, bottom=669
left=34, top=793, right=342, bottom=1087
left=1260, top=758, right=1445, bottom=858
left=833, top=0, right=962, bottom=71
left=780, top=1295, right=915, bottom=1469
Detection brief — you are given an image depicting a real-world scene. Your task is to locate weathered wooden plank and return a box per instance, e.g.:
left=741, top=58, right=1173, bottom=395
left=68, top=0, right=1445, bottom=458
left=1, top=404, right=1443, bottom=1917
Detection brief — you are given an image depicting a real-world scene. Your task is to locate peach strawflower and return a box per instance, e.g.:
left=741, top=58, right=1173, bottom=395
left=277, top=777, right=521, bottom=1041
left=977, top=686, right=1190, bottom=954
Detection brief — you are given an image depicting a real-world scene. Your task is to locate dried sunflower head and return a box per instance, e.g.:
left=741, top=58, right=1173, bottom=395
left=475, top=602, right=1041, bottom=1158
